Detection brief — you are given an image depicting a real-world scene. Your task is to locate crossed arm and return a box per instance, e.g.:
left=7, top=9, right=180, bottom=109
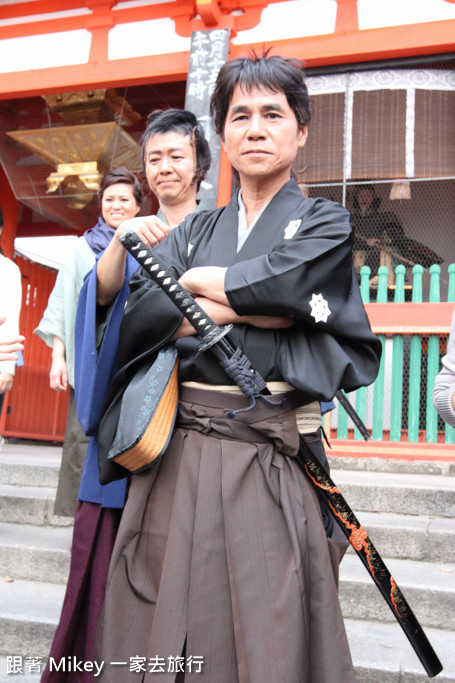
left=173, top=266, right=293, bottom=339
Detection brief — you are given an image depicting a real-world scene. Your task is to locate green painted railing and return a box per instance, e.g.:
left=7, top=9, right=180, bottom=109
left=332, top=264, right=455, bottom=445
left=408, top=265, right=423, bottom=443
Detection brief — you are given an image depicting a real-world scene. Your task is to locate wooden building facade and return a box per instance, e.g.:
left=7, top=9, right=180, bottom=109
left=0, top=0, right=454, bottom=456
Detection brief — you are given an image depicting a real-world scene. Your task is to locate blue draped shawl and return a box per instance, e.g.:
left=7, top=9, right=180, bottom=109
left=74, top=253, right=138, bottom=507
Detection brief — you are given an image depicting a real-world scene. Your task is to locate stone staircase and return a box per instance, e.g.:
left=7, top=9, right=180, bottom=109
left=332, top=453, right=455, bottom=682
left=0, top=442, right=72, bottom=682
left=0, top=441, right=454, bottom=681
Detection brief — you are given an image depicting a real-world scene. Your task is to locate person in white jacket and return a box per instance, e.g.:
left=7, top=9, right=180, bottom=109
left=433, top=310, right=455, bottom=428
left=0, top=210, right=23, bottom=443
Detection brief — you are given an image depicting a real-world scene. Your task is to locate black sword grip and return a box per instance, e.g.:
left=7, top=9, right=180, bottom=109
left=119, top=231, right=281, bottom=412
left=120, top=231, right=225, bottom=345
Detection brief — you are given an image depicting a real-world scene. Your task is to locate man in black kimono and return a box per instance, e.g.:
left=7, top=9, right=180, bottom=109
left=96, top=54, right=381, bottom=682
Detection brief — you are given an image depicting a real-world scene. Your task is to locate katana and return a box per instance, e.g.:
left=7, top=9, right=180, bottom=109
left=335, top=389, right=370, bottom=440
left=119, top=230, right=443, bottom=679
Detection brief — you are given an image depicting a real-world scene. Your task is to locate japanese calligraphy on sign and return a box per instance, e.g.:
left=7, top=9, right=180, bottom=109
left=185, top=28, right=230, bottom=209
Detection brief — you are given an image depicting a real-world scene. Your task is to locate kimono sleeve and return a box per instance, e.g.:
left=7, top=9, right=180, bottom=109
left=433, top=309, right=455, bottom=428
left=225, top=198, right=356, bottom=337
left=74, top=255, right=138, bottom=435
left=115, top=217, right=193, bottom=368
left=225, top=198, right=381, bottom=392
left=34, top=266, right=66, bottom=348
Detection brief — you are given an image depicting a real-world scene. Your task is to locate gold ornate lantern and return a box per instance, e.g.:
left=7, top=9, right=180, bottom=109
left=6, top=90, right=142, bottom=210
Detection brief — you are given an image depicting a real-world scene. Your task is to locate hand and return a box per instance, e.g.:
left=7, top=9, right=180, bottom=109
left=116, top=215, right=171, bottom=249
left=49, top=356, right=68, bottom=392
left=0, top=335, right=24, bottom=362
left=0, top=372, right=14, bottom=394
left=97, top=215, right=173, bottom=307
left=0, top=318, right=24, bottom=362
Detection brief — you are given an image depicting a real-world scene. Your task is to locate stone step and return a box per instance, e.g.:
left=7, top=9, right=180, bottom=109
left=329, top=453, right=455, bottom=477
left=3, top=465, right=454, bottom=527
left=1, top=442, right=454, bottom=683
left=0, top=578, right=65, bottom=659
left=0, top=485, right=72, bottom=527
left=1, top=573, right=454, bottom=682
left=0, top=523, right=71, bottom=584
left=330, top=468, right=455, bottom=517
left=340, top=554, right=455, bottom=630
left=2, top=509, right=450, bottom=582
left=350, top=510, right=455, bottom=563
left=0, top=445, right=62, bottom=489
left=344, top=619, right=455, bottom=682
left=0, top=611, right=453, bottom=682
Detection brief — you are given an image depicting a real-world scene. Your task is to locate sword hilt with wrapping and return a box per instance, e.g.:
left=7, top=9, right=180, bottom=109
left=120, top=231, right=280, bottom=415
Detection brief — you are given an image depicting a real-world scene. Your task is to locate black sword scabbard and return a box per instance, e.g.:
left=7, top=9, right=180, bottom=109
left=120, top=230, right=443, bottom=678
left=336, top=389, right=370, bottom=440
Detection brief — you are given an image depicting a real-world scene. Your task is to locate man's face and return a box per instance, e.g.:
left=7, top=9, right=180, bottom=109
left=356, top=189, right=374, bottom=215
left=222, top=84, right=307, bottom=184
left=144, top=132, right=197, bottom=206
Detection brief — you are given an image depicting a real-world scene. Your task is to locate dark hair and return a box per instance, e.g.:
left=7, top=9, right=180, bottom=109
left=98, top=167, right=143, bottom=206
left=0, top=206, right=3, bottom=228
left=353, top=184, right=381, bottom=212
left=141, top=108, right=211, bottom=191
left=210, top=51, right=311, bottom=136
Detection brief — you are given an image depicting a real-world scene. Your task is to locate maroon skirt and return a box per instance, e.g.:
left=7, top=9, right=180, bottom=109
left=96, top=387, right=355, bottom=682
left=41, top=501, right=122, bottom=683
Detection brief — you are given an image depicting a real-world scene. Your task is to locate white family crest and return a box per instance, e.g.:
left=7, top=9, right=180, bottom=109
left=284, top=219, right=301, bottom=240
left=187, top=242, right=194, bottom=256
left=309, top=293, right=331, bottom=323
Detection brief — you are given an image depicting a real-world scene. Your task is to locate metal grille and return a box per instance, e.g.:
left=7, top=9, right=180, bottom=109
left=295, top=65, right=455, bottom=299
left=295, top=64, right=455, bottom=439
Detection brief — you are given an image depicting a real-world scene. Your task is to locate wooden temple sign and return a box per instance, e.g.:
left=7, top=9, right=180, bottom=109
left=184, top=28, right=230, bottom=209
left=364, top=302, right=454, bottom=334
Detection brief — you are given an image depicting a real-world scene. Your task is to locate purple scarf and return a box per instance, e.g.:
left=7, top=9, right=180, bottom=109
left=83, top=217, right=115, bottom=255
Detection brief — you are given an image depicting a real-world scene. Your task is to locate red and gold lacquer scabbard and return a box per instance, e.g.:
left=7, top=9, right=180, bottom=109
left=298, top=435, right=443, bottom=679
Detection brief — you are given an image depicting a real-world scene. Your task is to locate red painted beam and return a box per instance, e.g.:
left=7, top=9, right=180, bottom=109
left=328, top=438, right=455, bottom=461
left=364, top=302, right=455, bottom=334
left=234, top=19, right=455, bottom=68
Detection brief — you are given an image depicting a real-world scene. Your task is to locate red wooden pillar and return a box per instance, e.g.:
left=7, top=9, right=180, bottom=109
left=335, top=0, right=359, bottom=33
